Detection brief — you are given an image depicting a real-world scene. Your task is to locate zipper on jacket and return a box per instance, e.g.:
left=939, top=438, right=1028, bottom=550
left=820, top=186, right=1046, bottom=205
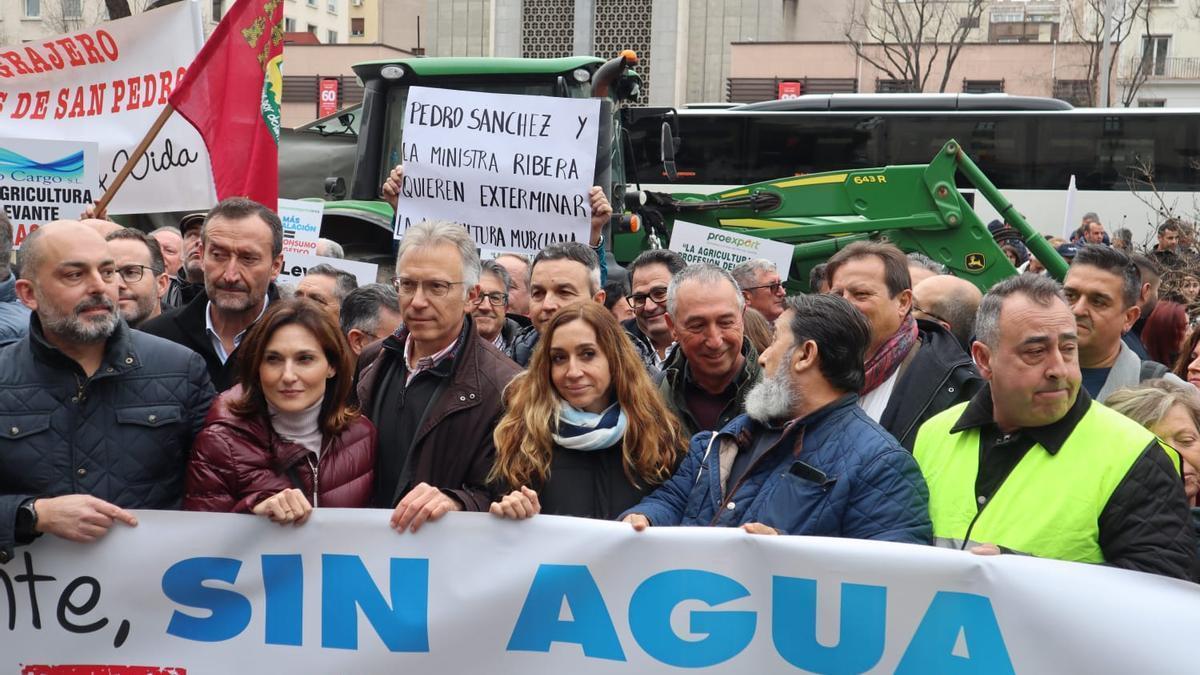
left=307, top=456, right=319, bottom=508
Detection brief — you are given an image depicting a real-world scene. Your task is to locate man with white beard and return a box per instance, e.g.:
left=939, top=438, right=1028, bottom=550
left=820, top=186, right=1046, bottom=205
left=621, top=294, right=931, bottom=541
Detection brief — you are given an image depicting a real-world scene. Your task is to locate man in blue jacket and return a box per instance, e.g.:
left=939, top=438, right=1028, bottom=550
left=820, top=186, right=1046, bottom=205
left=621, top=293, right=931, bottom=543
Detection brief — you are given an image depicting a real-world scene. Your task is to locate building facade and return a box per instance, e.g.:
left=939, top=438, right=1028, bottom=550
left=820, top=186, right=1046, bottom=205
left=1, top=0, right=222, bottom=45
left=283, top=0, right=348, bottom=44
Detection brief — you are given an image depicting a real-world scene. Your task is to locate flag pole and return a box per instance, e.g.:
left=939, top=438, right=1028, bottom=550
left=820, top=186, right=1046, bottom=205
left=94, top=104, right=177, bottom=214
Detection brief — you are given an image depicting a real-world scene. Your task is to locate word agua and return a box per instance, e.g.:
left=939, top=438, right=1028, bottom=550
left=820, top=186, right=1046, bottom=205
left=162, top=556, right=1014, bottom=672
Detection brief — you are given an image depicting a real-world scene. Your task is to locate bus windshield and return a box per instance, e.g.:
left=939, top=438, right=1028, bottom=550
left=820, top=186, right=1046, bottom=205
left=380, top=78, right=592, bottom=190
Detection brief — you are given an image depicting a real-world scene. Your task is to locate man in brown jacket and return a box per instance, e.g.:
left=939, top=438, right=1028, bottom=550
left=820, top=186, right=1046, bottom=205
left=355, top=220, right=520, bottom=531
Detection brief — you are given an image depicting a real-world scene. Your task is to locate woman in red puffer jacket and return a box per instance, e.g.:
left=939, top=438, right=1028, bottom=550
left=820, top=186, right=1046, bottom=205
left=184, top=298, right=375, bottom=523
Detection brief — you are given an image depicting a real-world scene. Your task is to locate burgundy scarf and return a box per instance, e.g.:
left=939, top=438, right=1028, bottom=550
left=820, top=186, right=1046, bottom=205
left=861, top=312, right=918, bottom=396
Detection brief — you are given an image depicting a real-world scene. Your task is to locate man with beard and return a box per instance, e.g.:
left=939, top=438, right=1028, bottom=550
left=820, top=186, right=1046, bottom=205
left=0, top=221, right=214, bottom=563
left=142, top=198, right=283, bottom=391
left=105, top=228, right=169, bottom=328
left=621, top=293, right=931, bottom=542
left=914, top=274, right=1196, bottom=580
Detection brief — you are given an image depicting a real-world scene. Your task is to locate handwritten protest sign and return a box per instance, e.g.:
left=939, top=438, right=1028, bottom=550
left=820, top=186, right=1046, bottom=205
left=278, top=252, right=380, bottom=287
left=278, top=198, right=324, bottom=255
left=669, top=220, right=794, bottom=280
left=393, top=86, right=600, bottom=255
left=0, top=2, right=216, bottom=214
left=0, top=137, right=98, bottom=247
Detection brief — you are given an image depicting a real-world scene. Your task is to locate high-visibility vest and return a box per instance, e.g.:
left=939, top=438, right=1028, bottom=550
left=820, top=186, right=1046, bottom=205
left=914, top=399, right=1176, bottom=563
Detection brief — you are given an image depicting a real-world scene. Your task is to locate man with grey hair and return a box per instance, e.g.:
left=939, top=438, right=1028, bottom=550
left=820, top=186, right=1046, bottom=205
left=494, top=253, right=531, bottom=316
left=0, top=220, right=213, bottom=563
left=295, top=263, right=358, bottom=321
left=0, top=210, right=31, bottom=345
left=340, top=283, right=402, bottom=356
left=315, top=238, right=345, bottom=259
left=658, top=263, right=762, bottom=439
left=355, top=220, right=521, bottom=532
left=913, top=273, right=1196, bottom=580
left=473, top=259, right=527, bottom=351
left=731, top=258, right=786, bottom=323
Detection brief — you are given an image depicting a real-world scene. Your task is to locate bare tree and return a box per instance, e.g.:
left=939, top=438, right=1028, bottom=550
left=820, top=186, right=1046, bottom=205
left=844, top=0, right=988, bottom=93
left=1119, top=1, right=1156, bottom=107
left=1063, top=0, right=1150, bottom=107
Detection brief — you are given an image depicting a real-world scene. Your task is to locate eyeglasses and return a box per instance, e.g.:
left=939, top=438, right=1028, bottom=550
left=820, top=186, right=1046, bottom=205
left=117, top=264, right=157, bottom=284
left=478, top=291, right=508, bottom=306
left=627, top=286, right=668, bottom=309
left=742, top=281, right=785, bottom=294
left=913, top=305, right=950, bottom=327
left=391, top=276, right=465, bottom=298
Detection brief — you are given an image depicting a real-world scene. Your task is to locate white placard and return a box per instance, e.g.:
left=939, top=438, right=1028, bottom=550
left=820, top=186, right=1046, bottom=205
left=668, top=219, right=794, bottom=280
left=3, top=510, right=1200, bottom=672
left=279, top=252, right=379, bottom=287
left=0, top=137, right=98, bottom=247
left=393, top=86, right=601, bottom=255
left=278, top=198, right=325, bottom=256
left=0, top=2, right=216, bottom=214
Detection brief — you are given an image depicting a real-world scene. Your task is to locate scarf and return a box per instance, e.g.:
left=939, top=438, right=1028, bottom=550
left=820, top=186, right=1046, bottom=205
left=862, top=312, right=918, bottom=396
left=552, top=401, right=628, bottom=451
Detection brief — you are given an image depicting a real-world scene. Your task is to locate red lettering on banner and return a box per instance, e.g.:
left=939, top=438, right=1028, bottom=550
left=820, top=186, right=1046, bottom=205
left=42, top=41, right=65, bottom=69
left=110, top=79, right=126, bottom=113
left=13, top=92, right=31, bottom=118
left=55, top=38, right=86, bottom=67
left=30, top=90, right=49, bottom=119
left=96, top=30, right=120, bottom=61
left=22, top=46, right=51, bottom=74
left=0, top=91, right=7, bottom=114
left=0, top=51, right=33, bottom=77
left=21, top=666, right=184, bottom=675
left=14, top=224, right=39, bottom=248
left=76, top=33, right=104, bottom=64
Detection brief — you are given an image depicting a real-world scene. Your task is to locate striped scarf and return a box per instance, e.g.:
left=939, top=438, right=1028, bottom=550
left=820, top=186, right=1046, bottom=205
left=552, top=401, right=628, bottom=451
left=862, top=312, right=918, bottom=396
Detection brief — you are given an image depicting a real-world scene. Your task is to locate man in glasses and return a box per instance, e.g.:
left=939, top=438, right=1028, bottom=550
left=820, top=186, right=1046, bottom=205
left=473, top=259, right=528, bottom=351
left=104, top=229, right=170, bottom=328
left=732, top=259, right=787, bottom=323
left=355, top=220, right=521, bottom=531
left=625, top=249, right=685, bottom=367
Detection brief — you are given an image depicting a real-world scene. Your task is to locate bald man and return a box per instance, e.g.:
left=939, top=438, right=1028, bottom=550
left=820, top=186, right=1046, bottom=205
left=912, top=275, right=984, bottom=350
left=82, top=218, right=122, bottom=238
left=0, top=221, right=214, bottom=562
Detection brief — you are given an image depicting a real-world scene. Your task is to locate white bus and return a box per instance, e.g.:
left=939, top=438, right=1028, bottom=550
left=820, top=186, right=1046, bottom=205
left=625, top=95, right=1200, bottom=244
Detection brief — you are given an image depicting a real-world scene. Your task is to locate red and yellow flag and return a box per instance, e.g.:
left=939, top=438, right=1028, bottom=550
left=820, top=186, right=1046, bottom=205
left=169, top=0, right=283, bottom=208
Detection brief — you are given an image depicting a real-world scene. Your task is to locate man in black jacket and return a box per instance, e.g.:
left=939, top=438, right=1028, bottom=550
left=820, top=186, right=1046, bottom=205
left=141, top=198, right=283, bottom=392
left=826, top=241, right=983, bottom=450
left=0, top=221, right=215, bottom=563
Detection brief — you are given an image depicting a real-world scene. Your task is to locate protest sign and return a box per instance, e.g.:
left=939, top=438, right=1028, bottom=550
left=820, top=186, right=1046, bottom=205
left=0, top=137, right=98, bottom=247
left=0, top=2, right=216, bottom=214
left=279, top=198, right=325, bottom=256
left=279, top=253, right=380, bottom=287
left=393, top=86, right=601, bottom=255
left=3, top=510, right=1199, bottom=673
left=669, top=220, right=795, bottom=280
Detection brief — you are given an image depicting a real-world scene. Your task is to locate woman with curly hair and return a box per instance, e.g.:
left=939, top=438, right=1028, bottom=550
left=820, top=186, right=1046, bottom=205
left=489, top=301, right=687, bottom=520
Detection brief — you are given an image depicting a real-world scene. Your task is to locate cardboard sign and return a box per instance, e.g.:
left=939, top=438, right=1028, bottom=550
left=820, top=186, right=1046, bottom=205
left=0, top=136, right=98, bottom=247
left=278, top=198, right=324, bottom=256
left=668, top=220, right=794, bottom=280
left=393, top=86, right=601, bottom=255
left=278, top=252, right=379, bottom=287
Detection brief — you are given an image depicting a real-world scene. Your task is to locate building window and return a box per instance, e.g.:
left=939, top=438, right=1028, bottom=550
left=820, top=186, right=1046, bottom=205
left=327, top=29, right=338, bottom=43
left=1142, top=35, right=1170, bottom=76
left=284, top=17, right=296, bottom=31
left=307, top=0, right=317, bottom=6
left=1139, top=99, right=1167, bottom=107
left=62, top=0, right=82, bottom=18
left=24, top=0, right=39, bottom=17
left=328, top=0, right=337, bottom=13
left=211, top=0, right=222, bottom=20
left=307, top=23, right=318, bottom=34
left=351, top=18, right=365, bottom=36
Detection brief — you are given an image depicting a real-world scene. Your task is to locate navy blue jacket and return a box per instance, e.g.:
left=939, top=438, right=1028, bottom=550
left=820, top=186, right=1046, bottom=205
left=0, top=274, right=30, bottom=348
left=0, top=317, right=215, bottom=561
left=621, top=395, right=932, bottom=543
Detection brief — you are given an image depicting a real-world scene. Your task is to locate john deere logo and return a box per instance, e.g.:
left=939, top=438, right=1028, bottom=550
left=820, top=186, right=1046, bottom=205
left=965, top=253, right=985, bottom=271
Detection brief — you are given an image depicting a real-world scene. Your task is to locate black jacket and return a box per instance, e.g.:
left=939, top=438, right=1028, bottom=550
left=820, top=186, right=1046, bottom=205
left=507, top=322, right=659, bottom=372
left=511, top=441, right=650, bottom=521
left=141, top=285, right=279, bottom=392
left=0, top=316, right=215, bottom=562
left=882, top=319, right=984, bottom=450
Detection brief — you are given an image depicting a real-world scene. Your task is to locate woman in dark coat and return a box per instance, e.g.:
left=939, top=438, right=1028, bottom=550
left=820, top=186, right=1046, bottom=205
left=489, top=301, right=686, bottom=520
left=184, top=299, right=375, bottom=523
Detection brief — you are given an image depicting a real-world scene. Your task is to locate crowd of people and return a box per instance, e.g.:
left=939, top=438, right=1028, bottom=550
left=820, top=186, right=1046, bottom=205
left=1, top=178, right=1198, bottom=585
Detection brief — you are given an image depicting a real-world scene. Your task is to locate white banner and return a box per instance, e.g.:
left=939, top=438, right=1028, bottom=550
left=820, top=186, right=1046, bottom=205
left=393, top=86, right=601, bottom=255
left=0, top=137, right=98, bottom=247
left=670, top=219, right=795, bottom=281
left=0, top=2, right=217, bottom=215
left=279, top=252, right=380, bottom=287
left=3, top=510, right=1198, bottom=672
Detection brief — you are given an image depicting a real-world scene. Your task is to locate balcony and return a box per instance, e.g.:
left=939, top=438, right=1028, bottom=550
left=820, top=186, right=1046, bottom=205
left=1124, top=56, right=1200, bottom=81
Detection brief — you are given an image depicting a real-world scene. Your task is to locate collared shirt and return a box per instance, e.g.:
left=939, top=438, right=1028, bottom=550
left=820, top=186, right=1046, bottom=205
left=403, top=333, right=459, bottom=386
left=950, top=384, right=1092, bottom=503
left=205, top=296, right=269, bottom=364
left=858, top=368, right=900, bottom=422
left=492, top=333, right=507, bottom=351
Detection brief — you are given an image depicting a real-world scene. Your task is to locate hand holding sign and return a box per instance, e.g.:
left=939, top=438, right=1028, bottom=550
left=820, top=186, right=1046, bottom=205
left=252, top=488, right=314, bottom=526
left=489, top=486, right=542, bottom=520
left=34, top=494, right=138, bottom=543
left=382, top=163, right=404, bottom=209
left=588, top=185, right=612, bottom=247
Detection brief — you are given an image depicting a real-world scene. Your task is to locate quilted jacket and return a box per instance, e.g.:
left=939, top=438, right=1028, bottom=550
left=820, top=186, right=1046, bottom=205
left=0, top=316, right=214, bottom=561
left=184, top=387, right=376, bottom=512
left=621, top=395, right=932, bottom=543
